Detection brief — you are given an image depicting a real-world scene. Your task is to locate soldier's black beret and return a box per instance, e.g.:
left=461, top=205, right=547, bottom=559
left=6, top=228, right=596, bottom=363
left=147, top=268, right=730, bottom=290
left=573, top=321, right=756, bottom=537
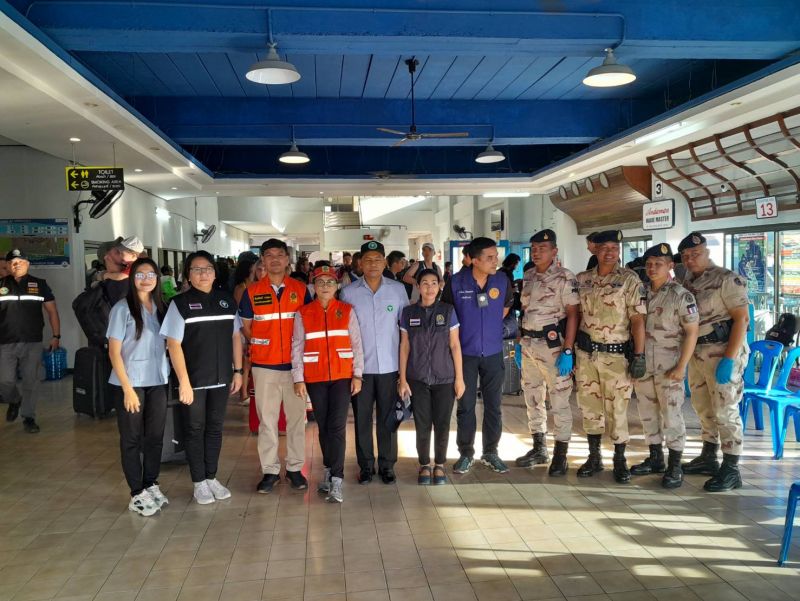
left=677, top=232, right=707, bottom=252
left=592, top=230, right=623, bottom=244
left=529, top=229, right=556, bottom=244
left=643, top=243, right=674, bottom=260
left=586, top=231, right=599, bottom=242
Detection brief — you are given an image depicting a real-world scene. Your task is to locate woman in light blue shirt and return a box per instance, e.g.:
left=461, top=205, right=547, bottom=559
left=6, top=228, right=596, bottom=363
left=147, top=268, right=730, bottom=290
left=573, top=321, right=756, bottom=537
left=107, top=257, right=170, bottom=517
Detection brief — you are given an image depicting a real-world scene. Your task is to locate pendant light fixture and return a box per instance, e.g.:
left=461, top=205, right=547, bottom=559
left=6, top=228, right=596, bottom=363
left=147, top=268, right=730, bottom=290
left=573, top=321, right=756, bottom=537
left=475, top=143, right=505, bottom=164
left=582, top=48, right=636, bottom=88
left=279, top=127, right=310, bottom=164
left=246, top=10, right=301, bottom=85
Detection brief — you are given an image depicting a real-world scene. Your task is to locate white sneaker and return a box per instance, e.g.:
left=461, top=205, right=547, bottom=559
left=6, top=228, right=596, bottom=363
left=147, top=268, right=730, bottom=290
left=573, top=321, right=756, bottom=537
left=193, top=481, right=215, bottom=505
left=129, top=491, right=159, bottom=516
left=146, top=485, right=169, bottom=508
left=206, top=478, right=231, bottom=500
left=326, top=477, right=343, bottom=504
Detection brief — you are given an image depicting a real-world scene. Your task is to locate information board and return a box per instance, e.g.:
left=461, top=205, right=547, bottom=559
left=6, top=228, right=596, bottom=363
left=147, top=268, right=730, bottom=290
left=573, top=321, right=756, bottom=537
left=0, top=219, right=70, bottom=268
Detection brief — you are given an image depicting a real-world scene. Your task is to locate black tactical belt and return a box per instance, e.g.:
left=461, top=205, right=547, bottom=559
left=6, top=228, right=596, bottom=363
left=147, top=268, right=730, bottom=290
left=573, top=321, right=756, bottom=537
left=521, top=328, right=545, bottom=338
left=577, top=331, right=627, bottom=354
left=696, top=332, right=724, bottom=345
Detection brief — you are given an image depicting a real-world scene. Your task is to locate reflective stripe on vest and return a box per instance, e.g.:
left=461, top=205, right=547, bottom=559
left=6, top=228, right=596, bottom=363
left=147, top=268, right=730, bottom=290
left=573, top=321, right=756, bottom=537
left=250, top=337, right=270, bottom=345
left=305, top=329, right=349, bottom=340
left=185, top=315, right=235, bottom=324
left=0, top=295, right=44, bottom=302
left=253, top=311, right=296, bottom=321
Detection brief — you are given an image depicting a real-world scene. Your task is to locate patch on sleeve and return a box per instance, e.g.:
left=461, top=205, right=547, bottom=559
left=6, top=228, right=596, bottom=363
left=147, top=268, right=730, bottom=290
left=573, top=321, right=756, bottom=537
left=686, top=303, right=698, bottom=314
left=733, top=276, right=746, bottom=287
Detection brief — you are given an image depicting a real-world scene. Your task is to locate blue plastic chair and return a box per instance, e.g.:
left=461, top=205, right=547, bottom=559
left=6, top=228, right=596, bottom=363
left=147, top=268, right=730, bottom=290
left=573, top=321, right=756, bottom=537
left=740, top=340, right=785, bottom=432
left=748, top=346, right=800, bottom=459
left=779, top=481, right=800, bottom=566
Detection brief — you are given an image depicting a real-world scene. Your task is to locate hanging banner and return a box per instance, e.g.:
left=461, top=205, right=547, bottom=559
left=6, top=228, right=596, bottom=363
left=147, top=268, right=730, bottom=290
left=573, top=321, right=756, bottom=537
left=736, top=233, right=767, bottom=294
left=642, top=199, right=674, bottom=230
left=0, top=219, right=70, bottom=268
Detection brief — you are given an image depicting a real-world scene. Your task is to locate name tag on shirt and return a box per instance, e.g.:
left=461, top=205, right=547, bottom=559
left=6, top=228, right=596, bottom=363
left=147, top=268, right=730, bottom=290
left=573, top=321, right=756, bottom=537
left=477, top=293, right=489, bottom=308
left=188, top=303, right=203, bottom=310
left=253, top=294, right=272, bottom=306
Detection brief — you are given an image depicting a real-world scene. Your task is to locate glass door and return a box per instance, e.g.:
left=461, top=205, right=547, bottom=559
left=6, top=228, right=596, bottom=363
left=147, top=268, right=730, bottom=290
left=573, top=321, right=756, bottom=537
left=778, top=230, right=800, bottom=320
left=730, top=231, right=776, bottom=340
left=622, top=237, right=651, bottom=266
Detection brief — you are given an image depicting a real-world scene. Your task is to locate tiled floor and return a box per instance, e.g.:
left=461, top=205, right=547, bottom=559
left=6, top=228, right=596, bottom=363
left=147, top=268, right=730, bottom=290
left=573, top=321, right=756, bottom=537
left=1, top=378, right=800, bottom=601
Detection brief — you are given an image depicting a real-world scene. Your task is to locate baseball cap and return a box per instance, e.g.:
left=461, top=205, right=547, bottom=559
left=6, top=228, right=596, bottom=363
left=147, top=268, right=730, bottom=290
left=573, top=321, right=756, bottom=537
left=422, top=242, right=435, bottom=252
left=311, top=265, right=339, bottom=282
left=5, top=248, right=28, bottom=261
left=360, top=240, right=386, bottom=256
left=116, top=235, right=144, bottom=255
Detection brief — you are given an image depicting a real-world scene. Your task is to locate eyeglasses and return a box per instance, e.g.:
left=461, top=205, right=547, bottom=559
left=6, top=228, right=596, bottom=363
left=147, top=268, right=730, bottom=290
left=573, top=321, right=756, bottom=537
left=189, top=267, right=215, bottom=275
left=315, top=279, right=337, bottom=287
left=134, top=272, right=158, bottom=280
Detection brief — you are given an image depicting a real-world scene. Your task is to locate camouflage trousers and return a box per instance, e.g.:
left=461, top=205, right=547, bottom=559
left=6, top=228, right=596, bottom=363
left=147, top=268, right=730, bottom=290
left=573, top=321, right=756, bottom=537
left=688, top=342, right=748, bottom=455
left=520, top=338, right=573, bottom=442
left=633, top=373, right=686, bottom=451
left=576, top=349, right=632, bottom=442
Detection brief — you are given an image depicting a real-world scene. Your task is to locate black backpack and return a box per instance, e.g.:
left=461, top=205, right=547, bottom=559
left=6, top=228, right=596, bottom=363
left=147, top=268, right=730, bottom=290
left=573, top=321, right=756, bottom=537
left=72, top=283, right=112, bottom=347
left=765, top=313, right=799, bottom=347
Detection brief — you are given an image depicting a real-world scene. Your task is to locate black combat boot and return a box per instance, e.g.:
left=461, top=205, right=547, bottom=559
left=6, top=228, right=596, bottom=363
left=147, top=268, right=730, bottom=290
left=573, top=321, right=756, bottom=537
left=577, top=434, right=604, bottom=477
left=548, top=441, right=569, bottom=477
left=613, top=443, right=631, bottom=483
left=703, top=453, right=742, bottom=492
left=515, top=433, right=549, bottom=467
left=682, top=441, right=720, bottom=476
left=662, top=449, right=683, bottom=489
left=630, top=444, right=666, bottom=475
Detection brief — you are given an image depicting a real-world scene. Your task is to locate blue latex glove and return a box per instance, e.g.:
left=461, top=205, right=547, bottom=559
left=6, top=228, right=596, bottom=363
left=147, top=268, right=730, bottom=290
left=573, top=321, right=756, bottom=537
left=555, top=352, right=574, bottom=377
left=715, top=357, right=734, bottom=385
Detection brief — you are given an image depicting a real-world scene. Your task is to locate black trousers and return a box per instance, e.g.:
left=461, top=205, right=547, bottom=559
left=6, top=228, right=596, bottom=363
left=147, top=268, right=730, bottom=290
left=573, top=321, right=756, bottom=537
left=352, top=373, right=398, bottom=471
left=181, top=385, right=229, bottom=483
left=307, top=379, right=351, bottom=479
left=410, top=380, right=455, bottom=465
left=457, top=353, right=504, bottom=458
left=113, top=384, right=168, bottom=496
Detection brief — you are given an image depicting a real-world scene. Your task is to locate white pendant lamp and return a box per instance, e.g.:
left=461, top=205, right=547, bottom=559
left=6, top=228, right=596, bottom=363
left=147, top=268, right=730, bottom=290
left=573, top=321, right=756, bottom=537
left=475, top=143, right=505, bottom=164
left=279, top=143, right=310, bottom=164
left=582, top=48, right=636, bottom=88
left=246, top=44, right=301, bottom=85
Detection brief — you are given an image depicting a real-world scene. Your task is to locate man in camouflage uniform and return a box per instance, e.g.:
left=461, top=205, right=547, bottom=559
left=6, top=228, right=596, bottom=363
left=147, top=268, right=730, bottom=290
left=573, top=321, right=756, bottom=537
left=631, top=243, right=699, bottom=488
left=679, top=232, right=750, bottom=492
left=575, top=230, right=647, bottom=483
left=515, top=230, right=579, bottom=476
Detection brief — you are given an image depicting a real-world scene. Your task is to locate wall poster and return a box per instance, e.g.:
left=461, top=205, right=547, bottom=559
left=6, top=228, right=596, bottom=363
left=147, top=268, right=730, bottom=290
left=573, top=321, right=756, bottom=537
left=0, top=219, right=70, bottom=268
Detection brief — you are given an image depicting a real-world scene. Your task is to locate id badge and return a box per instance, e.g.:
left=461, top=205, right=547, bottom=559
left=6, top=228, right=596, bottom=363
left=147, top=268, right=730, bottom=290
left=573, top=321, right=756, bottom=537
left=477, top=293, right=489, bottom=308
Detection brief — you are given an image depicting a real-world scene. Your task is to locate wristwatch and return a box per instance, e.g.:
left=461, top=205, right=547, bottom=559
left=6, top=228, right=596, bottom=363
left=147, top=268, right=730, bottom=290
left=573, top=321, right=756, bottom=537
left=562, top=348, right=573, bottom=355
left=233, top=368, right=244, bottom=375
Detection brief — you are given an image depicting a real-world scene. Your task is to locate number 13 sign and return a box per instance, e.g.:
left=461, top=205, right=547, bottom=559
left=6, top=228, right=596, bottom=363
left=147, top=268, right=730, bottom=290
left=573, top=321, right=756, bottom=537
left=755, top=196, right=778, bottom=219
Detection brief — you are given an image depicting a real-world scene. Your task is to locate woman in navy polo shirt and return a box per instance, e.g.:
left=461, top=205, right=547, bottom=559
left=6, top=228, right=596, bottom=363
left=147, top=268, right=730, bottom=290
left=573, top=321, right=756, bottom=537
left=398, top=269, right=465, bottom=485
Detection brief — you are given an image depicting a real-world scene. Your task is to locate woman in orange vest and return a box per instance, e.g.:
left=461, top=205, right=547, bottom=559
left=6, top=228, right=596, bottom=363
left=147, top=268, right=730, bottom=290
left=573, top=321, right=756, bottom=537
left=292, top=265, right=364, bottom=503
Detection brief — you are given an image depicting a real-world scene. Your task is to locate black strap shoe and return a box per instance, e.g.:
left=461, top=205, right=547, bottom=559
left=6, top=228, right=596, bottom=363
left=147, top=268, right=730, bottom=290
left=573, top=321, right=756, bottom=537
left=577, top=434, right=604, bottom=477
left=548, top=441, right=569, bottom=477
left=256, top=473, right=281, bottom=493
left=22, top=417, right=39, bottom=433
left=703, top=454, right=742, bottom=492
left=631, top=444, right=666, bottom=475
left=682, top=441, right=720, bottom=476
left=613, top=443, right=631, bottom=484
left=379, top=468, right=396, bottom=484
left=662, top=449, right=683, bottom=489
left=6, top=403, right=20, bottom=422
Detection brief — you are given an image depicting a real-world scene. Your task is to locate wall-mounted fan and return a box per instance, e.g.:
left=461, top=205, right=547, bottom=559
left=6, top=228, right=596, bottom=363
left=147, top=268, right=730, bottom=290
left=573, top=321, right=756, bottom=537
left=377, top=58, right=469, bottom=147
left=453, top=224, right=472, bottom=240
left=194, top=224, right=216, bottom=244
left=72, top=189, right=124, bottom=232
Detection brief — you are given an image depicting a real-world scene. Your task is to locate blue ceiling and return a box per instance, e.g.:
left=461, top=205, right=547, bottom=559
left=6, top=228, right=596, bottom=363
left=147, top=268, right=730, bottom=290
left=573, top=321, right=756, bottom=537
left=4, top=0, right=799, bottom=179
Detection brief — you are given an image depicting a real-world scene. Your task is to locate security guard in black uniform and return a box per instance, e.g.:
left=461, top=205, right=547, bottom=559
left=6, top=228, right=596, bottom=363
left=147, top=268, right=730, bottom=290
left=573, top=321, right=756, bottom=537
left=0, top=249, right=62, bottom=432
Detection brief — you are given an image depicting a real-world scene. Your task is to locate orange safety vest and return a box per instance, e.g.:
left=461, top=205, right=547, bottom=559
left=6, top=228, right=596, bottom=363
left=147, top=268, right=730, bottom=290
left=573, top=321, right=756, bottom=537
left=297, top=298, right=355, bottom=383
left=247, top=277, right=307, bottom=366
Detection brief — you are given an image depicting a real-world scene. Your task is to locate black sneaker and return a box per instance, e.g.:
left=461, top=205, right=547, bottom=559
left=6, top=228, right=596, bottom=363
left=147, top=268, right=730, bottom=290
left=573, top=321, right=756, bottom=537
left=357, top=468, right=373, bottom=485
left=286, top=471, right=308, bottom=490
left=6, top=403, right=19, bottom=422
left=256, top=473, right=280, bottom=493
left=23, top=418, right=39, bottom=433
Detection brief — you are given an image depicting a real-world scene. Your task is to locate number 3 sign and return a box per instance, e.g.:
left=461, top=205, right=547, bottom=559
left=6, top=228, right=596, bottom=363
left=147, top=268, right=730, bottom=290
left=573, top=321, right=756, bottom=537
left=755, top=196, right=778, bottom=219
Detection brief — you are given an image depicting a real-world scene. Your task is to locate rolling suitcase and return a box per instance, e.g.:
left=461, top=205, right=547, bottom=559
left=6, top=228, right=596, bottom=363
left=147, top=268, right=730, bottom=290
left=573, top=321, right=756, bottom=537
left=502, top=339, right=522, bottom=396
left=73, top=346, right=115, bottom=418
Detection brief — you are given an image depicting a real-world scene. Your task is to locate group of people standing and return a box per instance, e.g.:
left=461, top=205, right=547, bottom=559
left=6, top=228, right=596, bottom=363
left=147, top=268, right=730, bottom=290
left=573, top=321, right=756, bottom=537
left=517, top=229, right=749, bottom=492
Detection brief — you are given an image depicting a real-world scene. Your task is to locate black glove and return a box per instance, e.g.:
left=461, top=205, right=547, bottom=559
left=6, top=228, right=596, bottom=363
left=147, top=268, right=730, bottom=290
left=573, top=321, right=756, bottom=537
left=629, top=353, right=646, bottom=379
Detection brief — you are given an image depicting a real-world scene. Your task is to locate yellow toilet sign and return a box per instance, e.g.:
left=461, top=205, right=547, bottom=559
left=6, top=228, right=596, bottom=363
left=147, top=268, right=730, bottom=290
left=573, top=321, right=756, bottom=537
left=65, top=166, right=124, bottom=192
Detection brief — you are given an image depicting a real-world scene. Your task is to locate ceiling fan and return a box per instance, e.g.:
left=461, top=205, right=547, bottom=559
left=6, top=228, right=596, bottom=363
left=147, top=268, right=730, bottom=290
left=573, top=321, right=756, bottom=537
left=377, top=58, right=469, bottom=147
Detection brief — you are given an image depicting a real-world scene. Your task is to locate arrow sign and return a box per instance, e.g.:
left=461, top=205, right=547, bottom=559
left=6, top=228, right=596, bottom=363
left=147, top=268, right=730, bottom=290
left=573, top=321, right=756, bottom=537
left=65, top=166, right=124, bottom=192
